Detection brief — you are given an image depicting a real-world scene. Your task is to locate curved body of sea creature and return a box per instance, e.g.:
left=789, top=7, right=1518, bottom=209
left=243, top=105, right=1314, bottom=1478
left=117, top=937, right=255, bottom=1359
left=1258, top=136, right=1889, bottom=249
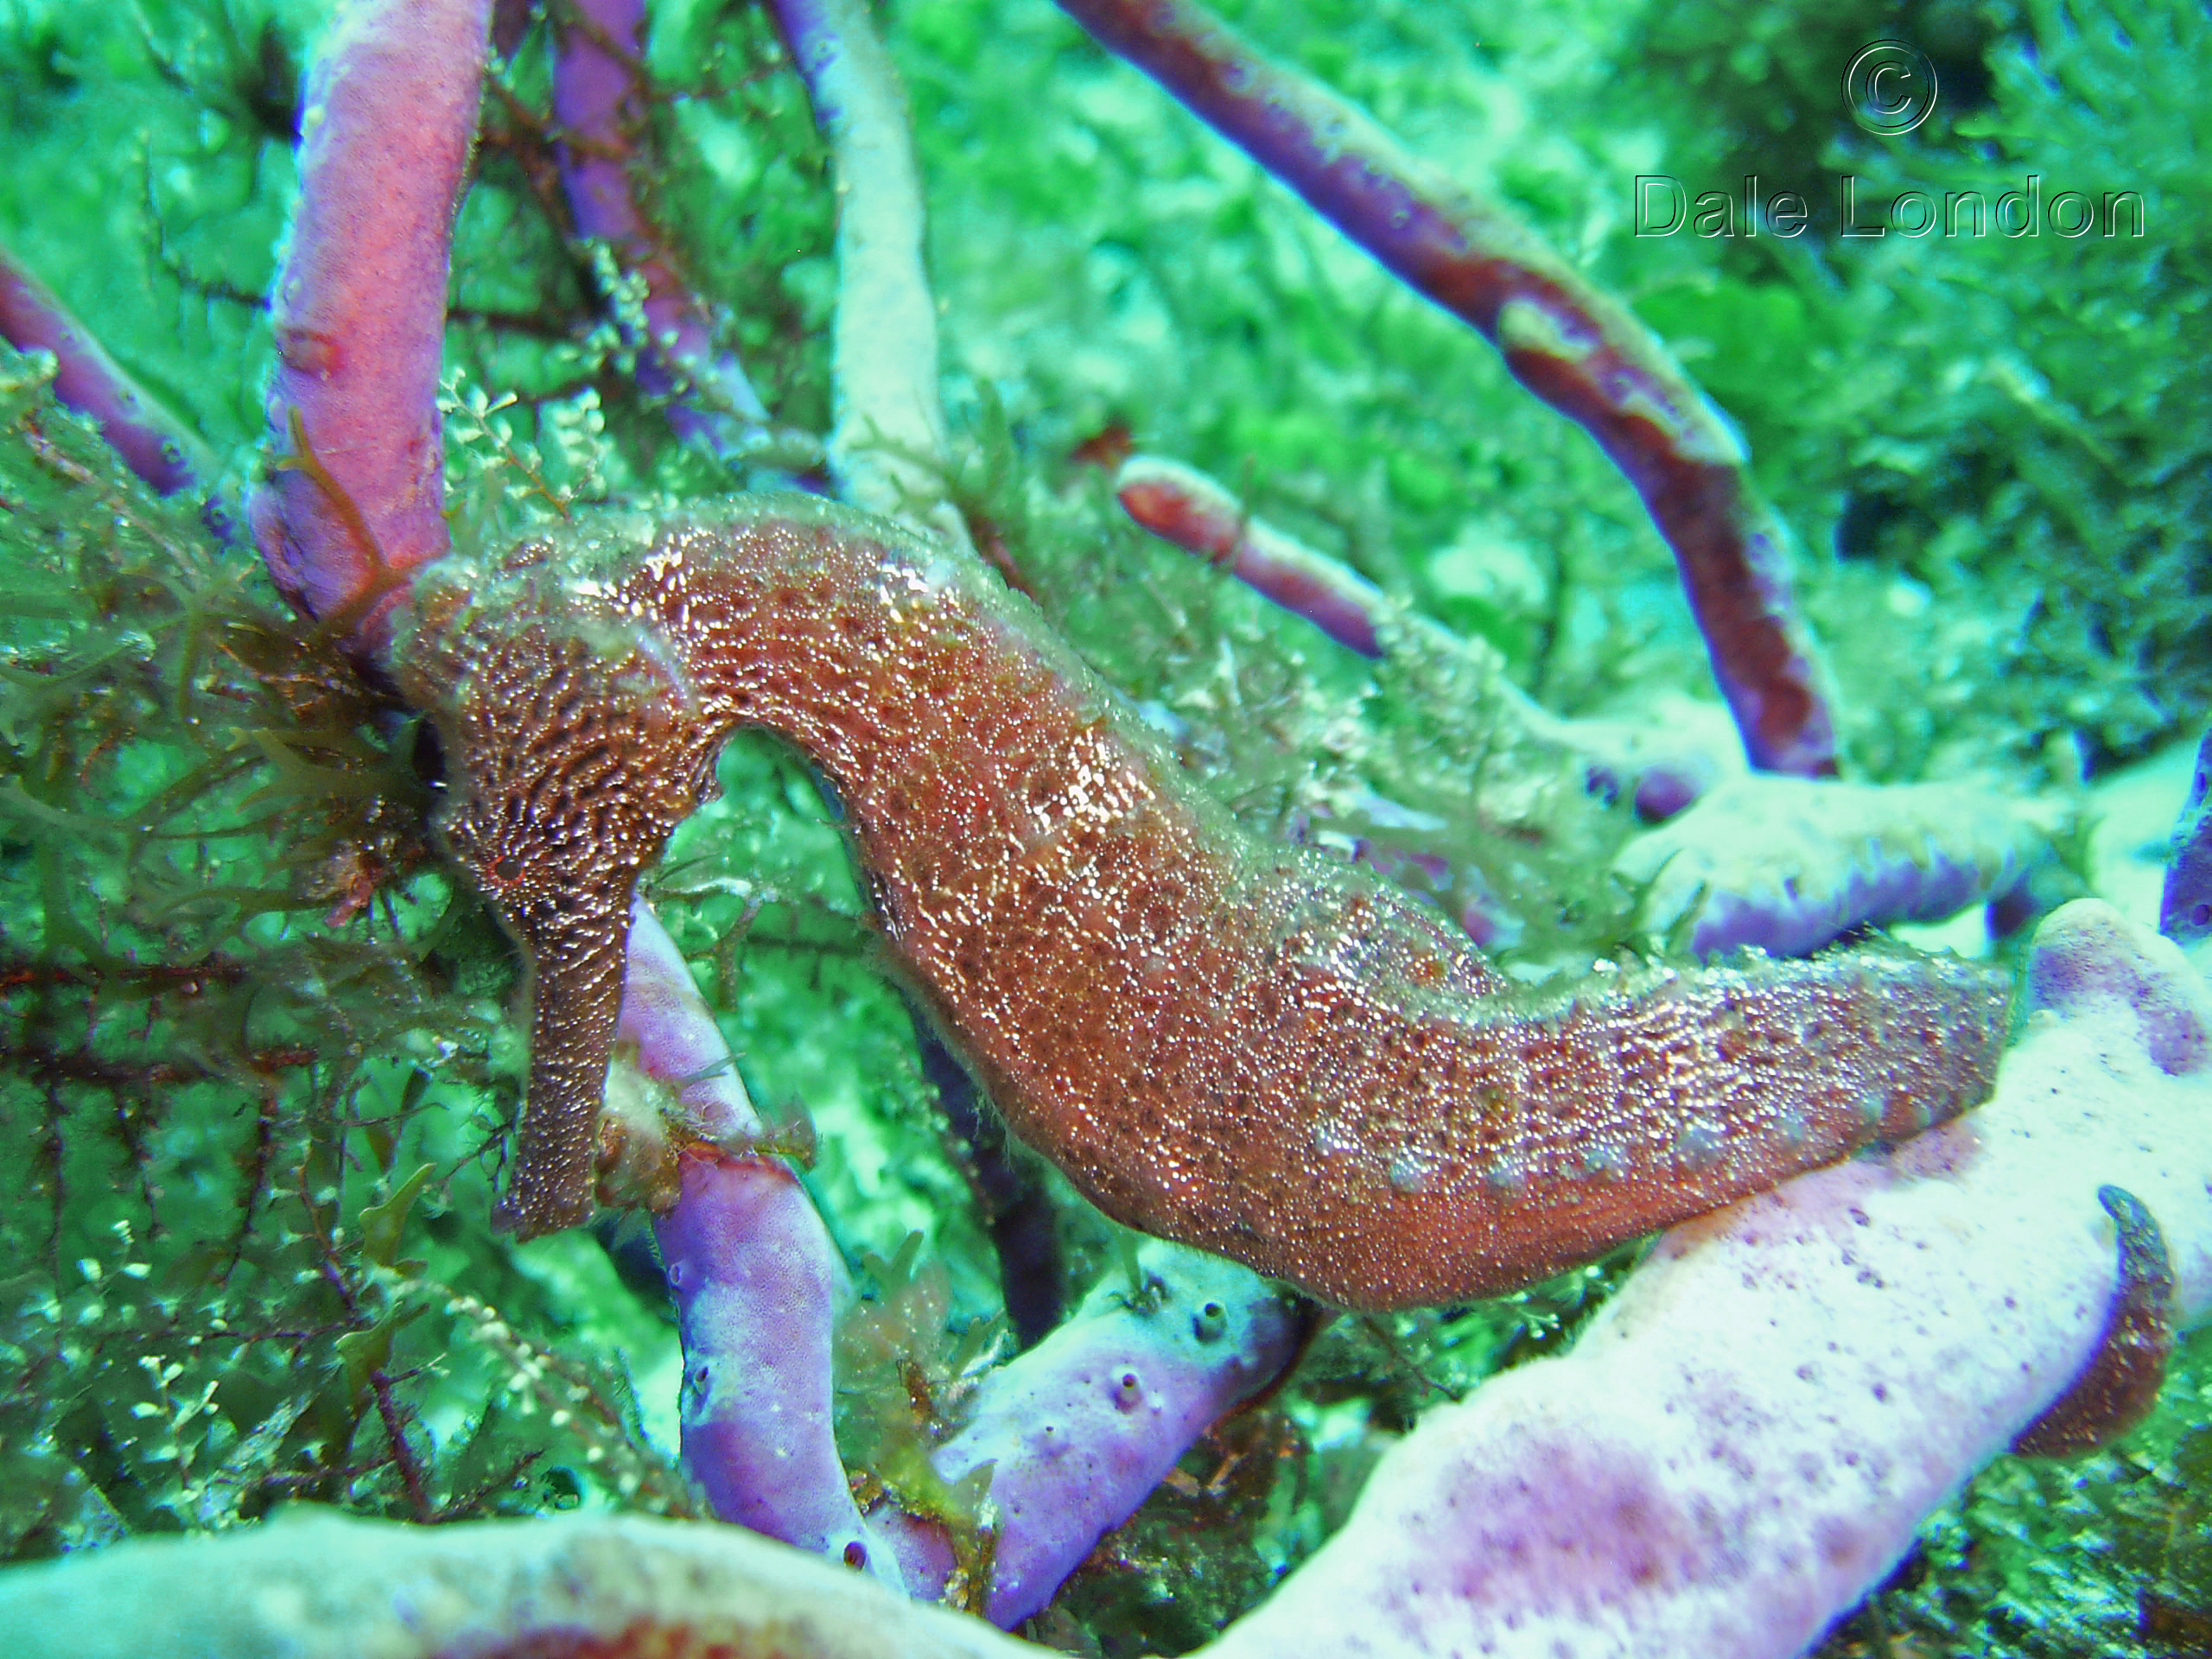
left=397, top=497, right=2009, bottom=1309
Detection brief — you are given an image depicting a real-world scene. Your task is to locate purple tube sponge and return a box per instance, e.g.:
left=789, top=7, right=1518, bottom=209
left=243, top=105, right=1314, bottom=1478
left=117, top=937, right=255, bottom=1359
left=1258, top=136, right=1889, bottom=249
left=654, top=1149, right=903, bottom=1579
left=613, top=898, right=760, bottom=1149
left=2160, top=724, right=2212, bottom=947
left=1618, top=773, right=2063, bottom=959
left=0, top=244, right=213, bottom=497
left=876, top=1241, right=1300, bottom=1627
left=250, top=0, right=491, bottom=648
left=552, top=0, right=780, bottom=467
left=614, top=900, right=904, bottom=1584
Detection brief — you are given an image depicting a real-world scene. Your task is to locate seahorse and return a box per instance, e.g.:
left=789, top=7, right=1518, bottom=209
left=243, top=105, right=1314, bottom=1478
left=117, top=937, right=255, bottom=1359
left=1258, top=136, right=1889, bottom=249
left=396, top=496, right=2010, bottom=1311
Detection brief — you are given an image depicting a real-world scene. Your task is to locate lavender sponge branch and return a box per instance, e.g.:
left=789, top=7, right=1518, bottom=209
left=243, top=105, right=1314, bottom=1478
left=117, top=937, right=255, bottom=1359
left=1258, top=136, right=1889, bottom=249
left=1619, top=774, right=2065, bottom=960
left=249, top=0, right=492, bottom=650
left=655, top=1150, right=909, bottom=1580
left=1057, top=0, right=1839, bottom=779
left=552, top=0, right=791, bottom=470
left=1115, top=450, right=1397, bottom=660
left=2161, top=724, right=2212, bottom=948
left=613, top=899, right=908, bottom=1583
left=0, top=242, right=214, bottom=498
left=873, top=1241, right=1300, bottom=1628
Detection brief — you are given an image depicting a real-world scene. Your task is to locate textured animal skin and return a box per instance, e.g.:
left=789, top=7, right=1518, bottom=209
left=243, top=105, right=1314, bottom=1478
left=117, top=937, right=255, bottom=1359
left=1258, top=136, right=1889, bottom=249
left=398, top=497, right=2009, bottom=1308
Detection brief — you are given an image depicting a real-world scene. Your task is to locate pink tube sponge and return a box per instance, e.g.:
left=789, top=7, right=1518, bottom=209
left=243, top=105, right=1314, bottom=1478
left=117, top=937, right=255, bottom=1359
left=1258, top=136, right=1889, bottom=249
left=250, top=0, right=491, bottom=646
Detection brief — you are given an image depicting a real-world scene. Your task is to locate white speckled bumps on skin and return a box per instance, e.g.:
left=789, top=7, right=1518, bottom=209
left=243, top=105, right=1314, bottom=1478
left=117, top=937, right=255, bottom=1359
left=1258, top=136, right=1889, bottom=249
left=1205, top=899, right=2212, bottom=1659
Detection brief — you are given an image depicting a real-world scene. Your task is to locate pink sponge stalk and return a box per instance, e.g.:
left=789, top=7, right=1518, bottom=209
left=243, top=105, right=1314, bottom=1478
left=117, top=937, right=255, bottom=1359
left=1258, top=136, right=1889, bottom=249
left=1115, top=450, right=1394, bottom=659
left=249, top=0, right=491, bottom=650
left=655, top=1148, right=906, bottom=1580
left=617, top=900, right=906, bottom=1586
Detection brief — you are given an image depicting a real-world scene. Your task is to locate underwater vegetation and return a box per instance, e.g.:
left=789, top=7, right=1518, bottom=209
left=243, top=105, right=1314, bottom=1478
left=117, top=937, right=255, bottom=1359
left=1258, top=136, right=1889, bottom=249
left=0, top=0, right=2209, bottom=1655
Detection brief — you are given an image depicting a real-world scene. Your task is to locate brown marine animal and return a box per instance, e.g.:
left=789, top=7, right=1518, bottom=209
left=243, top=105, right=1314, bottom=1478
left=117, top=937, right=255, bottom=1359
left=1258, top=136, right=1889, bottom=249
left=397, top=497, right=2011, bottom=1309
